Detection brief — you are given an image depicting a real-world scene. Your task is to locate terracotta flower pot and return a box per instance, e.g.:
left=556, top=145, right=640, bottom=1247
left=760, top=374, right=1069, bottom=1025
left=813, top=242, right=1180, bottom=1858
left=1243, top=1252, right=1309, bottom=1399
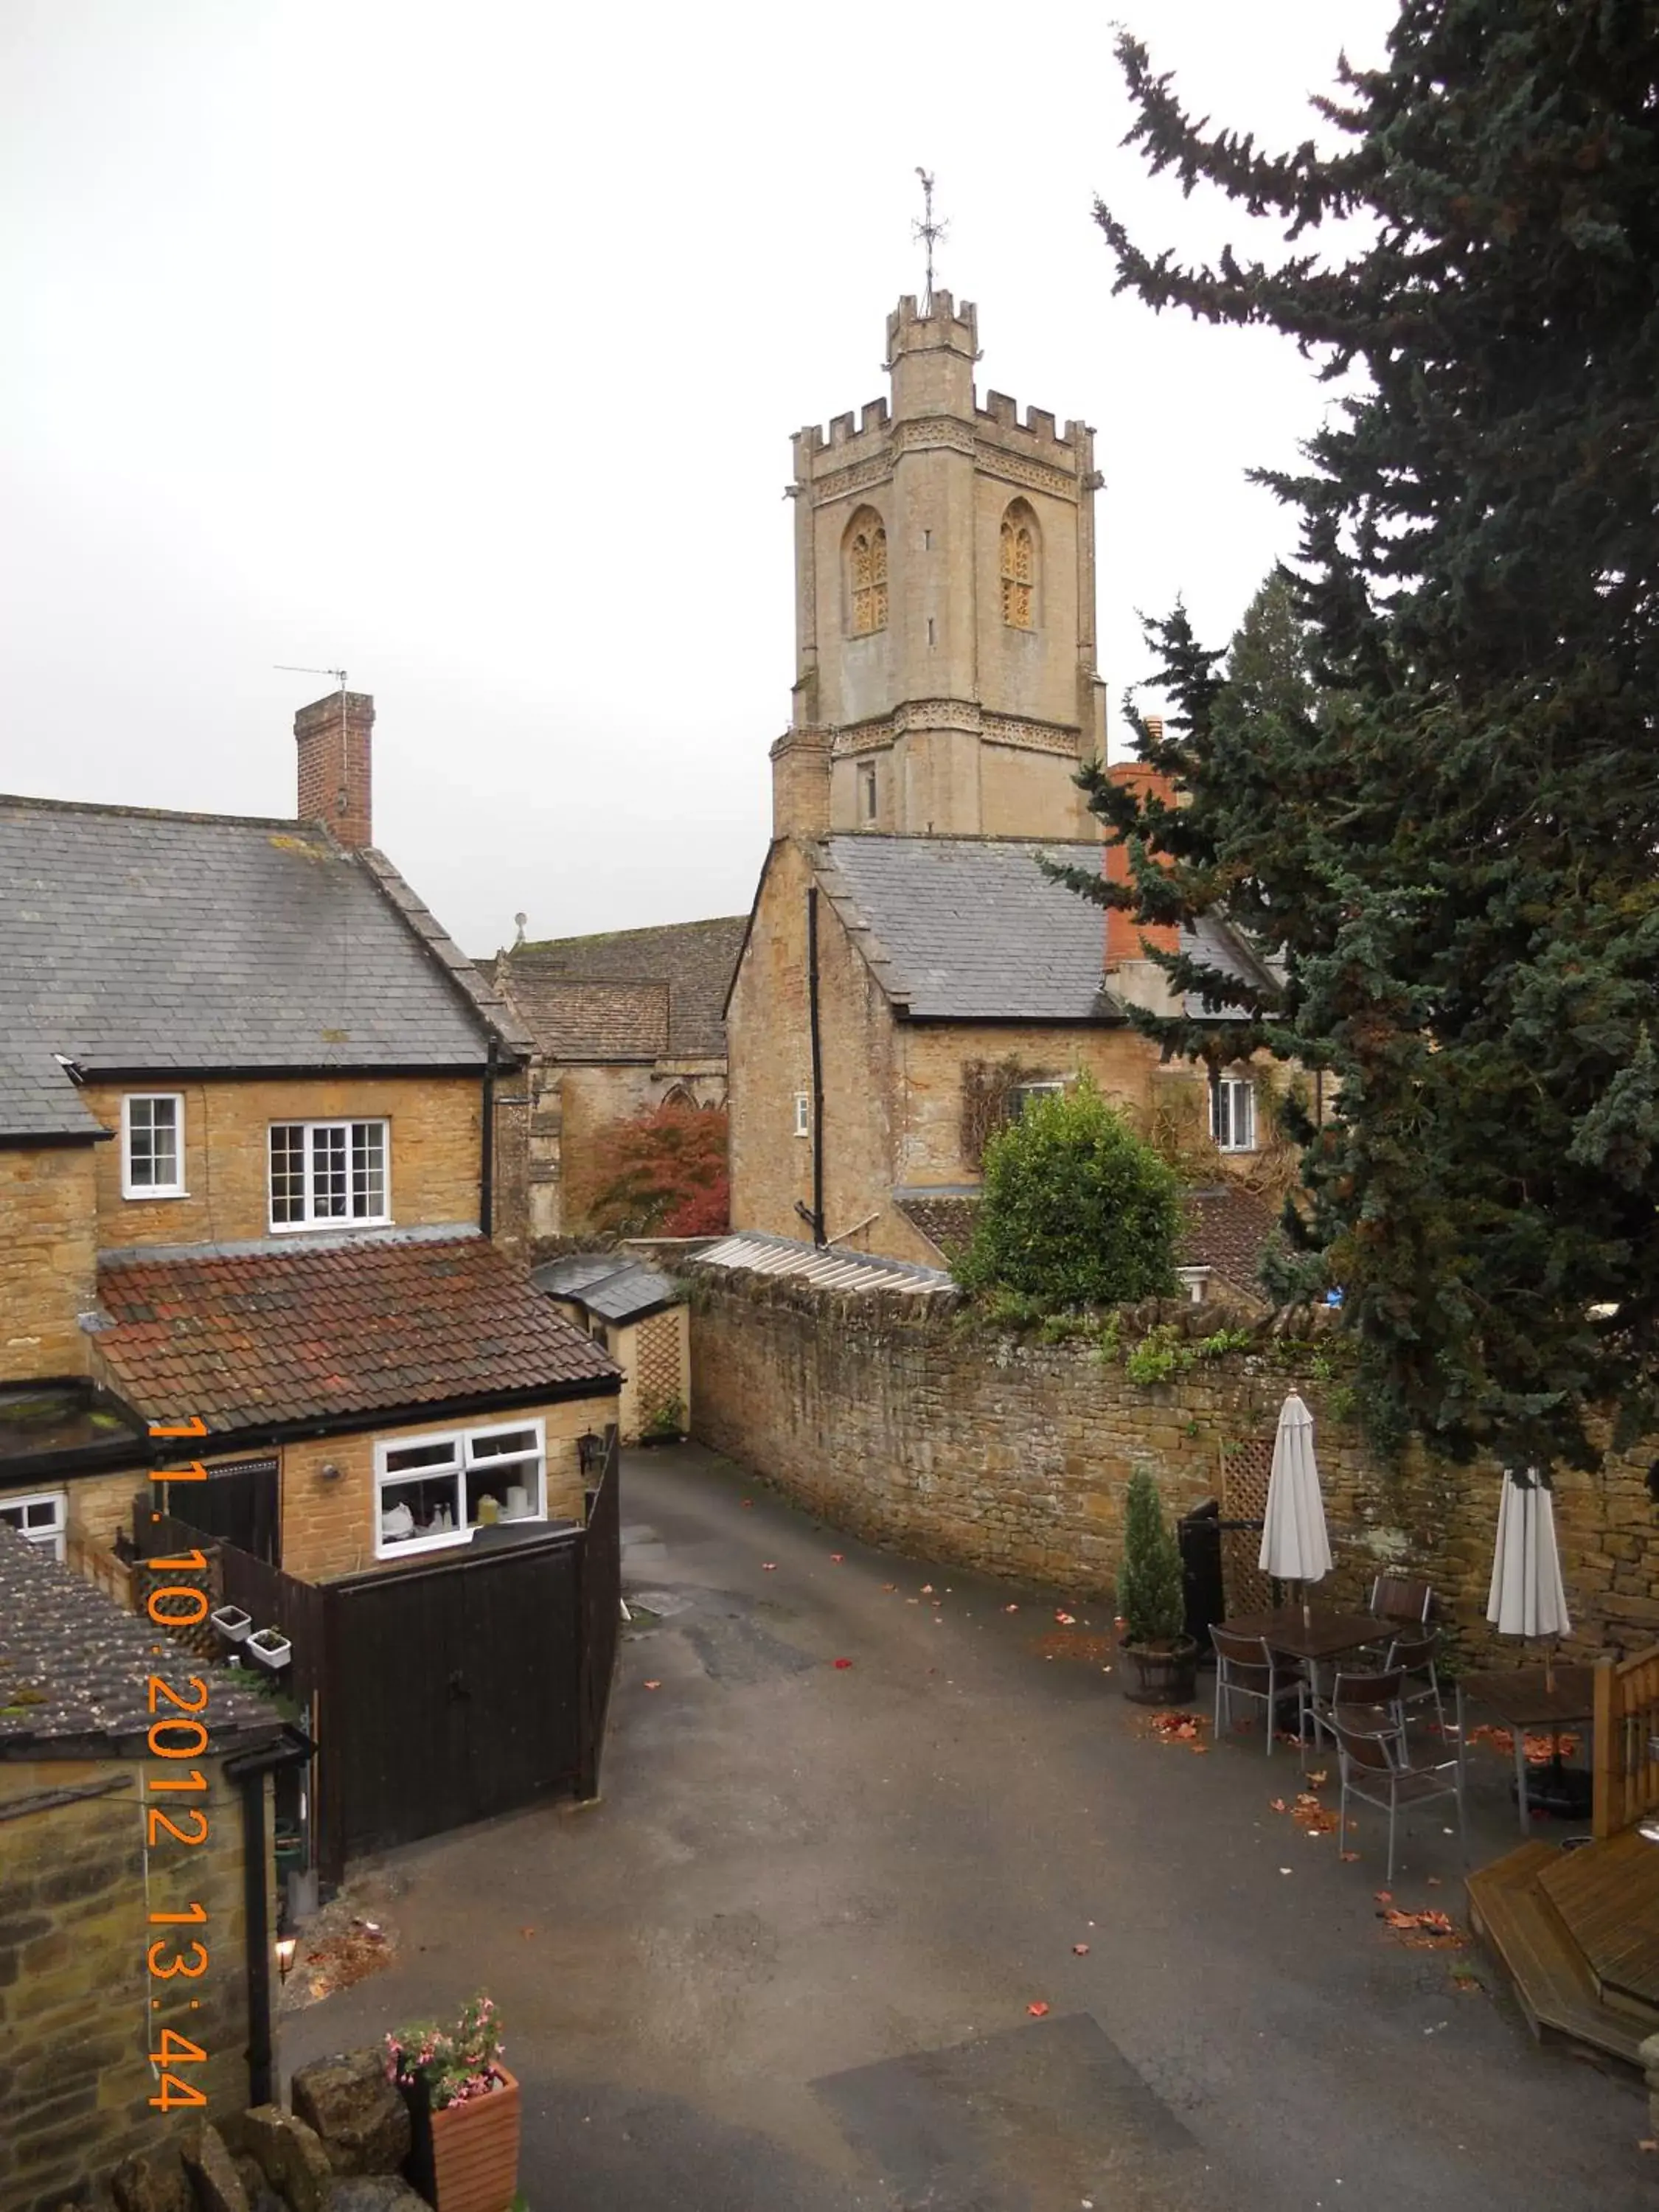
left=425, top=2065, right=521, bottom=2212
left=1121, top=1636, right=1198, bottom=1706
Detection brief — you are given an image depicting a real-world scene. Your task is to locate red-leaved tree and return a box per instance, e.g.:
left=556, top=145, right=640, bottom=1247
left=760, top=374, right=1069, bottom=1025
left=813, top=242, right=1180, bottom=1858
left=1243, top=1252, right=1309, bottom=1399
left=587, top=1101, right=730, bottom=1238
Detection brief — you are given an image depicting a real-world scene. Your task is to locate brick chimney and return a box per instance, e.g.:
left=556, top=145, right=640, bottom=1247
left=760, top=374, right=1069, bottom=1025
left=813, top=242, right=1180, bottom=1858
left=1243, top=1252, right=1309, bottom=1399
left=295, top=689, right=375, bottom=849
left=1103, top=743, right=1180, bottom=1010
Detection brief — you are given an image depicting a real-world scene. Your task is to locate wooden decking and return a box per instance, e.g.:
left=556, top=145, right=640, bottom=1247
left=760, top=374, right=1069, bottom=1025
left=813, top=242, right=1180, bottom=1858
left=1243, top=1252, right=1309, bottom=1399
left=1468, top=1834, right=1658, bottom=2068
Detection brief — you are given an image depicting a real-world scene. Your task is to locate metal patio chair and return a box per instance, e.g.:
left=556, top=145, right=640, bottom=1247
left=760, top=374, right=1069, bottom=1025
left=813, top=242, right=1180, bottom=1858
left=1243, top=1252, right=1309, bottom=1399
left=1211, top=1626, right=1307, bottom=1756
left=1381, top=1625, right=1448, bottom=1739
left=1331, top=1714, right=1466, bottom=1884
left=1368, top=1573, right=1434, bottom=1629
left=1307, top=1663, right=1407, bottom=1755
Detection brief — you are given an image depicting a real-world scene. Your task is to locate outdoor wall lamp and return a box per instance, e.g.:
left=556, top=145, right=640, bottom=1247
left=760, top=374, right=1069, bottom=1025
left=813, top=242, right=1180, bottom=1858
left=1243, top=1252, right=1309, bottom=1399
left=275, top=1935, right=297, bottom=1984
left=319, top=1461, right=341, bottom=1483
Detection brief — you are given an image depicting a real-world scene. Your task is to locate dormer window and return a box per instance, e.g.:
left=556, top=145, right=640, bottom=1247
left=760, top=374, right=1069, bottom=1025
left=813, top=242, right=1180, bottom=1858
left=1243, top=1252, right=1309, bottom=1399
left=121, top=1093, right=185, bottom=1199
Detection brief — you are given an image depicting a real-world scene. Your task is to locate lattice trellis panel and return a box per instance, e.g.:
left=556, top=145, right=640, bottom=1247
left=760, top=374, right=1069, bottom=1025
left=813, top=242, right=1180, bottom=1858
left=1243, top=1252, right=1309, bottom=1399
left=1221, top=1436, right=1274, bottom=1618
left=635, top=1310, right=685, bottom=1422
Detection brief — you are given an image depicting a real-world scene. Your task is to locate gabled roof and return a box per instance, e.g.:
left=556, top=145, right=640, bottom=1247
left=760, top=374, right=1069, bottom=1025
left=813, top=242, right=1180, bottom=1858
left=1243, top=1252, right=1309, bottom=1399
left=0, top=795, right=521, bottom=1076
left=0, top=1043, right=107, bottom=1142
left=531, top=1253, right=678, bottom=1324
left=807, top=835, right=1261, bottom=1023
left=0, top=1521, right=276, bottom=1752
left=497, top=917, right=747, bottom=1062
left=93, top=1228, right=619, bottom=1436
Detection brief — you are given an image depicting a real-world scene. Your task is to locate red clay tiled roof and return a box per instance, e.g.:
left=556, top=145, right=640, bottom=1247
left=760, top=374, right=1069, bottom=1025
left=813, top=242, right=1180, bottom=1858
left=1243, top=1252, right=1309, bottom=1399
left=1180, top=1185, right=1281, bottom=1301
left=94, top=1233, right=619, bottom=1435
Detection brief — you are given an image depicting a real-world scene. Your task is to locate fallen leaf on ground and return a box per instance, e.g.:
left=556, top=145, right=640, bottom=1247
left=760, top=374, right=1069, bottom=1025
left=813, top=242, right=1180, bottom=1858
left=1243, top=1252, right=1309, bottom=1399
left=1270, top=1798, right=1288, bottom=1814
left=1340, top=1851, right=1360, bottom=1863
left=833, top=1658, right=853, bottom=1669
left=519, top=1926, right=536, bottom=1937
left=1375, top=1891, right=1393, bottom=1905
left=830, top=1553, right=844, bottom=1563
left=1279, top=1868, right=1293, bottom=1876
left=1638, top=2140, right=1658, bottom=2153
left=740, top=1499, right=753, bottom=1507
left=883, top=1583, right=897, bottom=1592
left=1054, top=1611, right=1077, bottom=1625
left=1450, top=1974, right=1481, bottom=1992
left=1305, top=1770, right=1328, bottom=1787
left=920, top=1584, right=934, bottom=1593
left=643, top=1680, right=661, bottom=1691
left=1026, top=2001, right=1051, bottom=2017
left=762, top=1562, right=776, bottom=1571
left=1004, top=1603, right=1020, bottom=1613
left=1427, top=1876, right=1441, bottom=1887
left=1073, top=1943, right=1090, bottom=1955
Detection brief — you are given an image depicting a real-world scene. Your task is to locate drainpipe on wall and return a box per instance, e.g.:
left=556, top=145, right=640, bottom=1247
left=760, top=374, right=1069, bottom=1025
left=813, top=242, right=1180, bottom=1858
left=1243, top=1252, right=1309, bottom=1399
left=224, top=1725, right=313, bottom=2108
left=806, top=888, right=826, bottom=1247
left=480, top=1040, right=496, bottom=1237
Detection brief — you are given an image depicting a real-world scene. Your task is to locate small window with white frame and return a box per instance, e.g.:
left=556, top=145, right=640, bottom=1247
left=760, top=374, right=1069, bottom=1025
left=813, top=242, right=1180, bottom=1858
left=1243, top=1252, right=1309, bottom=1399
left=122, top=1093, right=185, bottom=1199
left=793, top=1093, right=810, bottom=1138
left=1211, top=1074, right=1256, bottom=1153
left=0, top=1489, right=68, bottom=1563
left=269, top=1119, right=389, bottom=1229
left=1006, top=1079, right=1065, bottom=1121
left=375, top=1418, right=547, bottom=1556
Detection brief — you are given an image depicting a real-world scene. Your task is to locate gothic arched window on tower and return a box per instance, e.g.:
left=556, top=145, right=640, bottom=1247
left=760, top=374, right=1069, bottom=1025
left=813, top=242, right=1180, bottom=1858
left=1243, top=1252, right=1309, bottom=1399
left=1000, top=503, right=1038, bottom=630
left=846, top=511, right=889, bottom=637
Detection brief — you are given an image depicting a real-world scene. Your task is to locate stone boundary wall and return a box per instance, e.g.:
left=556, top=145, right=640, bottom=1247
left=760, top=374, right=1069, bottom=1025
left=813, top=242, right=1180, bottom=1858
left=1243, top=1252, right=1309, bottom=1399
left=686, top=1272, right=1659, bottom=1662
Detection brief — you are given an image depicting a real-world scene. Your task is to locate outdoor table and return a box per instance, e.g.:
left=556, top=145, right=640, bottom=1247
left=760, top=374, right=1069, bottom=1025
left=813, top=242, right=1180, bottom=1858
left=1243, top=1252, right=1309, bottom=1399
left=1455, top=1665, right=1596, bottom=1837
left=1220, top=1608, right=1386, bottom=1663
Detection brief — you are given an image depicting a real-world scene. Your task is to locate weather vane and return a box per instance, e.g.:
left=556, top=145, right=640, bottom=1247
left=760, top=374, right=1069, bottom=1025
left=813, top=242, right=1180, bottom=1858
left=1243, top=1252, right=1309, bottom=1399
left=914, top=168, right=947, bottom=309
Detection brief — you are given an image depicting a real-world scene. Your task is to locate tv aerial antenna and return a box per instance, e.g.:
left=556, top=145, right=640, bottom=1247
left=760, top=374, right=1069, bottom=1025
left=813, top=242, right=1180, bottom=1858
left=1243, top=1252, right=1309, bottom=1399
left=914, top=169, right=947, bottom=310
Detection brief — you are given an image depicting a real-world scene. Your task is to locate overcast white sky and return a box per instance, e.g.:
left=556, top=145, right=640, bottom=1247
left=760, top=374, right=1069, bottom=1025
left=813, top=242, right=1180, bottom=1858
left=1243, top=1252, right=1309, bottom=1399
left=1, top=0, right=1396, bottom=954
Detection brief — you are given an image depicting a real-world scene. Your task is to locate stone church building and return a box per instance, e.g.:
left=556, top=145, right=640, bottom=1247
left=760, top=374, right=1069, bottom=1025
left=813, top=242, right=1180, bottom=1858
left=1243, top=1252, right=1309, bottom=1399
left=725, top=291, right=1276, bottom=1280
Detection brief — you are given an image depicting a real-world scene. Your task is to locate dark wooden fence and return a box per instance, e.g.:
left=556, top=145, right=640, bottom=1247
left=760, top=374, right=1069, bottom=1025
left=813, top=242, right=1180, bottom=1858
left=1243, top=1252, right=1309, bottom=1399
left=134, top=1428, right=622, bottom=1887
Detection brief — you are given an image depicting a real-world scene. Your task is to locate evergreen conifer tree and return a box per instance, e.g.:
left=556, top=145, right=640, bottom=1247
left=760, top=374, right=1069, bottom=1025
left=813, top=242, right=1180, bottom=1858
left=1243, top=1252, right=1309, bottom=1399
left=1055, top=7, right=1659, bottom=1473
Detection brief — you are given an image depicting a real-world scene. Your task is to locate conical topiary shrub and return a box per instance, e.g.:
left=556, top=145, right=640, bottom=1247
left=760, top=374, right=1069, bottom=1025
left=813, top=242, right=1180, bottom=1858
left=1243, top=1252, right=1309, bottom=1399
left=1116, top=1466, right=1197, bottom=1703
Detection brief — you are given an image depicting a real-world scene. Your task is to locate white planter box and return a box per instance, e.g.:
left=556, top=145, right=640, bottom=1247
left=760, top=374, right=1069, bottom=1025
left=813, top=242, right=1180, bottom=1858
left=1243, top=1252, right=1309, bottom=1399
left=246, top=1629, right=292, bottom=1671
left=211, top=1605, right=252, bottom=1644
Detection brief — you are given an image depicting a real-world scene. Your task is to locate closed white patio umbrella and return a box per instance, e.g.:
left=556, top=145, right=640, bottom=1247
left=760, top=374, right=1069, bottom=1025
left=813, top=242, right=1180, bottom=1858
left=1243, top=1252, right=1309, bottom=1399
left=1259, top=1391, right=1332, bottom=1615
left=1487, top=1469, right=1571, bottom=1687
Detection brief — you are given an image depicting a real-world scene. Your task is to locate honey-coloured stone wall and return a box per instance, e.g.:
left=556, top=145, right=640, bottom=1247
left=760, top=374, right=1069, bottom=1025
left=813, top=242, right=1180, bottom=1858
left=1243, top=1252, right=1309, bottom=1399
left=689, top=1271, right=1659, bottom=1661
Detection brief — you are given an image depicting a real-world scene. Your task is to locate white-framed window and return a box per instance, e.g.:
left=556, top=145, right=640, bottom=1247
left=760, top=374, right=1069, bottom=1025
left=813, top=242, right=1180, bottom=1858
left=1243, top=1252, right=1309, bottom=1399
left=1007, top=1079, right=1065, bottom=1121
left=1211, top=1074, right=1256, bottom=1153
left=121, top=1093, right=185, bottom=1199
left=793, top=1093, right=811, bottom=1138
left=0, top=1489, right=68, bottom=1563
left=269, top=1119, right=389, bottom=1229
left=375, top=1418, right=548, bottom=1558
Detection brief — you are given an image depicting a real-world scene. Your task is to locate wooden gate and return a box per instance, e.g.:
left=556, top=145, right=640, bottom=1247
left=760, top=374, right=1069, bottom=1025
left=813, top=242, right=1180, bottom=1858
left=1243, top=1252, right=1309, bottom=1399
left=171, top=1457, right=280, bottom=1565
left=324, top=1532, right=583, bottom=1867
left=1593, top=1644, right=1659, bottom=1839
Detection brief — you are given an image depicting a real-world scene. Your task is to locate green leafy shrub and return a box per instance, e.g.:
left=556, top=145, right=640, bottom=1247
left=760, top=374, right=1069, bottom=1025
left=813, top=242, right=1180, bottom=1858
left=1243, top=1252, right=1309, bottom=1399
left=641, top=1394, right=686, bottom=1442
left=1116, top=1467, right=1186, bottom=1649
left=956, top=1078, right=1181, bottom=1307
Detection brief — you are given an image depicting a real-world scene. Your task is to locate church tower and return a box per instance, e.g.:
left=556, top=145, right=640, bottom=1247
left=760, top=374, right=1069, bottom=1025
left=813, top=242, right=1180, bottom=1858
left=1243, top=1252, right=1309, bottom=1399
left=771, top=292, right=1107, bottom=841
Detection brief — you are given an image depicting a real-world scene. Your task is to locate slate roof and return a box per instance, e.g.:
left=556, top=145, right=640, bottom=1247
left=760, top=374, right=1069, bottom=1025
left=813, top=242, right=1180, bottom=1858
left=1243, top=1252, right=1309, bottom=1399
left=0, top=1521, right=277, bottom=1753
left=531, top=1253, right=678, bottom=1324
left=0, top=796, right=518, bottom=1075
left=0, top=1043, right=106, bottom=1141
left=93, top=1230, right=619, bottom=1435
left=498, top=917, right=748, bottom=1061
left=812, top=837, right=1259, bottom=1023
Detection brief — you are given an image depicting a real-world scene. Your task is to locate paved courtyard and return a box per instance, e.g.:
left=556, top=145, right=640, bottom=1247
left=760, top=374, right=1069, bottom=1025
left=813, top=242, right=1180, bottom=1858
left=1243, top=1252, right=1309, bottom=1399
left=282, top=1444, right=1653, bottom=2211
